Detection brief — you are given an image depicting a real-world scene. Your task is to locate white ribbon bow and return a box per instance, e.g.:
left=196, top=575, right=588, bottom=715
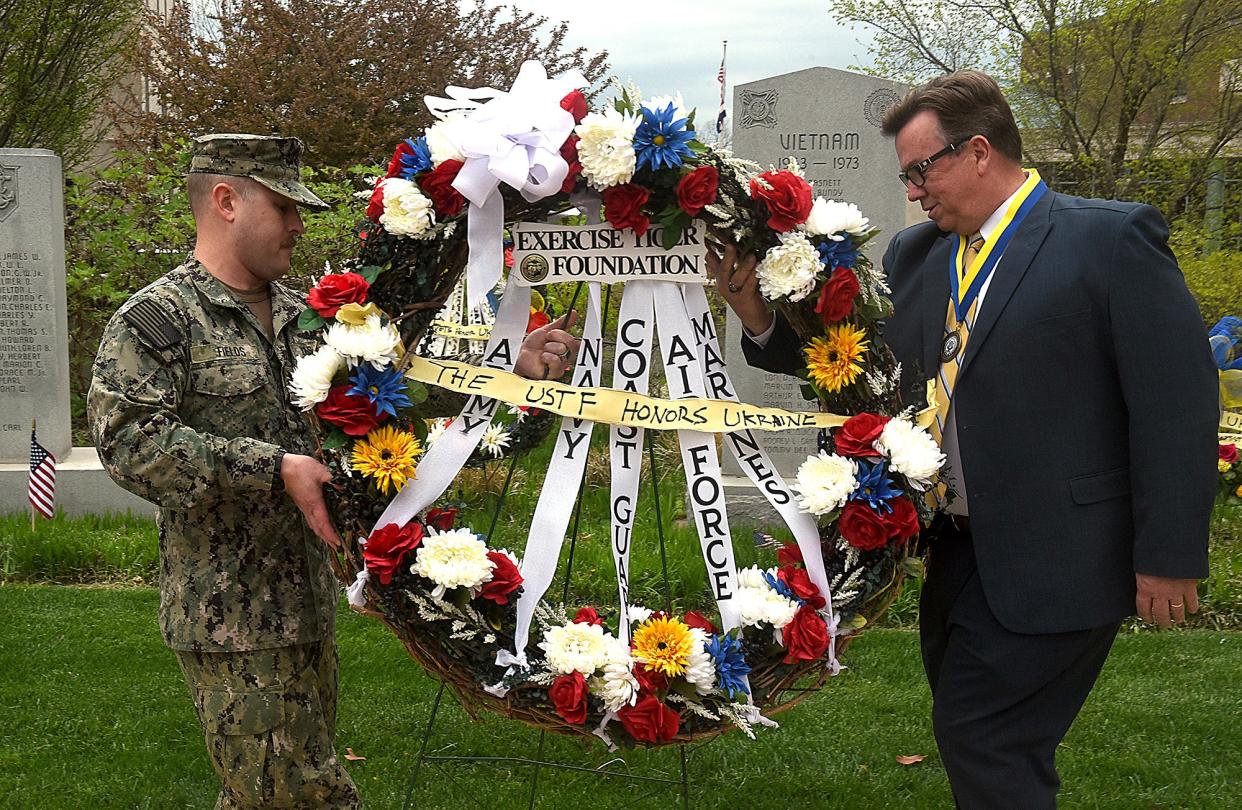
left=425, top=60, right=587, bottom=308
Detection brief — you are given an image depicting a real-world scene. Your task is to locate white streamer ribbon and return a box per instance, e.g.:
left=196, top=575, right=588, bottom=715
left=346, top=569, right=370, bottom=608
left=495, top=282, right=604, bottom=672
left=427, top=60, right=587, bottom=308
left=680, top=284, right=840, bottom=670
left=369, top=279, right=531, bottom=533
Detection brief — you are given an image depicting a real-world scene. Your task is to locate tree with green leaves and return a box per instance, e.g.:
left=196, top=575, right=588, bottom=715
left=831, top=0, right=1242, bottom=213
left=115, top=0, right=609, bottom=169
left=0, top=0, right=139, bottom=163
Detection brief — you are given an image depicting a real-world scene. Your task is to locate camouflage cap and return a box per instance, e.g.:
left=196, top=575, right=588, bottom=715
left=189, top=134, right=329, bottom=210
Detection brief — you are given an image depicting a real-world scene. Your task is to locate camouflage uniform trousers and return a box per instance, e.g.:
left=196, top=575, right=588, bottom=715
left=176, top=637, right=362, bottom=809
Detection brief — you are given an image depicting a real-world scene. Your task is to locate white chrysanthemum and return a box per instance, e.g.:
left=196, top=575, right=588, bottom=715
left=627, top=605, right=653, bottom=624
left=410, top=528, right=494, bottom=598
left=737, top=584, right=799, bottom=629
left=425, top=113, right=467, bottom=167
left=589, top=638, right=641, bottom=712
left=800, top=197, right=871, bottom=239
left=575, top=109, right=640, bottom=189
left=757, top=231, right=821, bottom=302
left=479, top=424, right=511, bottom=458
left=540, top=621, right=615, bottom=676
left=876, top=418, right=946, bottom=488
left=683, top=627, right=717, bottom=695
left=425, top=417, right=451, bottom=445
left=643, top=92, right=690, bottom=122
left=324, top=314, right=401, bottom=370
left=792, top=452, right=859, bottom=515
left=289, top=345, right=342, bottom=410
left=735, top=565, right=771, bottom=590
left=379, top=177, right=436, bottom=238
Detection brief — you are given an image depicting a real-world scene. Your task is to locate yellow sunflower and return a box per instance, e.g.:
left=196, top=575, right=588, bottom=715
left=631, top=615, right=694, bottom=677
left=351, top=425, right=423, bottom=495
left=804, top=324, right=869, bottom=392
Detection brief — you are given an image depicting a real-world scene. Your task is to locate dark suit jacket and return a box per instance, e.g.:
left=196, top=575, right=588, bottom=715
left=744, top=191, right=1218, bottom=633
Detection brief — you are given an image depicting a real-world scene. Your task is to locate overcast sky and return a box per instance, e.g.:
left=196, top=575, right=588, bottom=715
left=506, top=1, right=877, bottom=136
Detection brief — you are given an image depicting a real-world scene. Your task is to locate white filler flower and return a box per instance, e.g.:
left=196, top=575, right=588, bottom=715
left=378, top=177, right=436, bottom=238
left=757, top=231, right=821, bottom=302
left=800, top=197, right=871, bottom=239
left=324, top=314, right=401, bottom=370
left=876, top=418, right=946, bottom=488
left=792, top=452, right=859, bottom=515
left=575, top=109, right=640, bottom=189
left=590, top=638, right=641, bottom=712
left=425, top=113, right=468, bottom=167
left=540, top=621, right=615, bottom=676
left=289, top=345, right=342, bottom=410
left=410, top=528, right=494, bottom=599
left=479, top=424, right=511, bottom=458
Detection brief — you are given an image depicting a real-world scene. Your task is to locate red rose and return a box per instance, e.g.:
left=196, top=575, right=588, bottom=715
left=839, top=501, right=890, bottom=551
left=675, top=166, right=719, bottom=216
left=363, top=522, right=425, bottom=585
left=385, top=140, right=415, bottom=178
left=618, top=695, right=680, bottom=743
left=559, top=135, right=582, bottom=194
left=776, top=541, right=803, bottom=567
left=527, top=308, right=551, bottom=333
left=879, top=496, right=921, bottom=542
left=779, top=565, right=826, bottom=610
left=834, top=413, right=890, bottom=458
left=307, top=272, right=369, bottom=318
left=478, top=551, right=523, bottom=604
left=782, top=605, right=829, bottom=663
left=573, top=606, right=604, bottom=626
left=424, top=507, right=458, bottom=531
left=683, top=610, right=717, bottom=635
left=814, top=267, right=860, bottom=324
left=365, top=182, right=384, bottom=223
left=316, top=385, right=381, bottom=436
left=602, top=183, right=651, bottom=237
left=418, top=159, right=465, bottom=218
left=549, top=671, right=589, bottom=724
left=1221, top=444, right=1238, bottom=465
left=632, top=662, right=668, bottom=695
left=560, top=90, right=589, bottom=123
left=749, top=170, right=813, bottom=232
left=504, top=246, right=515, bottom=268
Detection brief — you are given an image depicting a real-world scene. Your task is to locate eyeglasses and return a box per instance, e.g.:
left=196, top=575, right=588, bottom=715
left=898, top=137, right=972, bottom=188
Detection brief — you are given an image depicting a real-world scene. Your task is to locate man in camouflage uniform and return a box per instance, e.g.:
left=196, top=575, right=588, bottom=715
left=88, top=134, right=361, bottom=808
left=89, top=134, right=582, bottom=808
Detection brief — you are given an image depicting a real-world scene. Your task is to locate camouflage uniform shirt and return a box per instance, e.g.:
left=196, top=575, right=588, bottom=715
left=89, top=257, right=337, bottom=652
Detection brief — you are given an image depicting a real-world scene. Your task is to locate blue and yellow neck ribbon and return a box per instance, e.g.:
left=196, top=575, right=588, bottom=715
left=949, top=168, right=1048, bottom=321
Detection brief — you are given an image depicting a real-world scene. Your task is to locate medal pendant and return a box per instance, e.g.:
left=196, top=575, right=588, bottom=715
left=940, top=327, right=963, bottom=363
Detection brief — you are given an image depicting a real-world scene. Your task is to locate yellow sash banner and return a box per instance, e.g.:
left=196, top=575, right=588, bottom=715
left=406, top=356, right=851, bottom=433
left=430, top=320, right=492, bottom=341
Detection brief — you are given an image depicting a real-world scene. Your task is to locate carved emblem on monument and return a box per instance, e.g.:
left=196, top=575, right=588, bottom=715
left=862, top=88, right=902, bottom=128
left=740, top=89, right=779, bottom=129
left=0, top=165, right=17, bottom=223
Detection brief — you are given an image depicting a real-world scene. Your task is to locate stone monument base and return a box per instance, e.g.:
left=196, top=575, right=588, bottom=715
left=1, top=446, right=154, bottom=518
left=721, top=475, right=791, bottom=529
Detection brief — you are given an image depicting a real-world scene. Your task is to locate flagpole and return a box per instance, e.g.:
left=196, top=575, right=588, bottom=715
left=30, top=418, right=36, bottom=533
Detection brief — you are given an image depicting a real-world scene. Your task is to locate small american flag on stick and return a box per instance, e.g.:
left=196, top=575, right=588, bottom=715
left=28, top=420, right=56, bottom=522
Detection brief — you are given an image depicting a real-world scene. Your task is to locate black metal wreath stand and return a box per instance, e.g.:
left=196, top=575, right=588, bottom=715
left=400, top=284, right=695, bottom=810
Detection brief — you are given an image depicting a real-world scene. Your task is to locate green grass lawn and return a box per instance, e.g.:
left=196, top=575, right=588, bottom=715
left=1, top=584, right=1239, bottom=809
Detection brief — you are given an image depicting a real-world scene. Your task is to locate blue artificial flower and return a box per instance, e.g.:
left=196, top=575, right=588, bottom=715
left=706, top=634, right=751, bottom=699
left=399, top=137, right=433, bottom=179
left=817, top=236, right=859, bottom=270
left=633, top=103, right=695, bottom=171
left=763, top=570, right=798, bottom=603
left=850, top=460, right=902, bottom=512
left=348, top=364, right=412, bottom=418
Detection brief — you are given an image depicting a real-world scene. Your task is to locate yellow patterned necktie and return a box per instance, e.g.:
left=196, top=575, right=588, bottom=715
left=928, top=234, right=985, bottom=508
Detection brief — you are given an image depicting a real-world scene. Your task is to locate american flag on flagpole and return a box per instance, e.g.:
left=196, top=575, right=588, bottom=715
left=716, top=41, right=728, bottom=137
left=28, top=425, right=56, bottom=519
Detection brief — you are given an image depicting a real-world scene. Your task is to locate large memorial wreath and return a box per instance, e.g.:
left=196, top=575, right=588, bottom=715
left=290, top=62, right=944, bottom=748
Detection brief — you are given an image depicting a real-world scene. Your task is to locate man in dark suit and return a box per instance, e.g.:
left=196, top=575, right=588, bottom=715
left=708, top=71, right=1217, bottom=807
